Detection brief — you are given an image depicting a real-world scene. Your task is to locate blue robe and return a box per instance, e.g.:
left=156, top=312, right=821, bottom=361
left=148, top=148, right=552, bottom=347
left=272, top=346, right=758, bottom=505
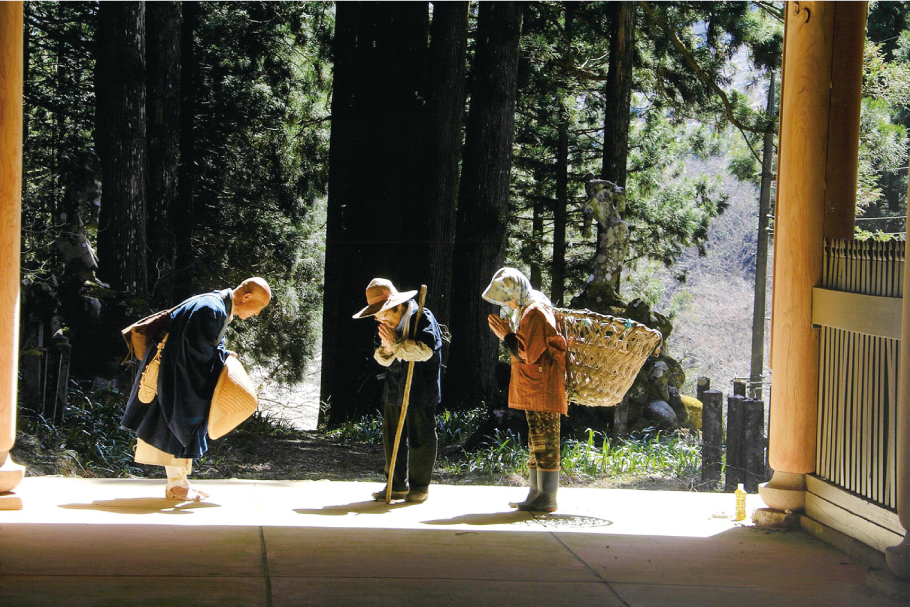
left=122, top=290, right=232, bottom=459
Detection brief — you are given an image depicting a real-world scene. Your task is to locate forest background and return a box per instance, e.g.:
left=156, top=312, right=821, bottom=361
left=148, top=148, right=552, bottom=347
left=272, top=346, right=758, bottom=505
left=13, top=1, right=910, bottom=480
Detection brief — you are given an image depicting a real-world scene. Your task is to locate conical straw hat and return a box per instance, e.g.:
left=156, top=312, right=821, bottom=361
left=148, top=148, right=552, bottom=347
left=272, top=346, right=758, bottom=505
left=208, top=356, right=258, bottom=439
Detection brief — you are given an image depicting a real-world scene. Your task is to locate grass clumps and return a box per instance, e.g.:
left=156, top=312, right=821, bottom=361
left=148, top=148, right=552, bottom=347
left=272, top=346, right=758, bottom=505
left=331, top=407, right=706, bottom=489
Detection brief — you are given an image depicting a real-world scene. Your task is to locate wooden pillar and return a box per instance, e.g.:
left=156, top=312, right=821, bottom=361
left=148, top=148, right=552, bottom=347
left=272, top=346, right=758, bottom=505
left=824, top=2, right=866, bottom=238
left=761, top=2, right=866, bottom=512
left=885, top=158, right=910, bottom=579
left=0, top=1, right=25, bottom=506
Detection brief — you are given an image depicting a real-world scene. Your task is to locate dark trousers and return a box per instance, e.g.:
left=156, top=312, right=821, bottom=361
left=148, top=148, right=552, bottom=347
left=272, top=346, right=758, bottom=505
left=382, top=403, right=437, bottom=492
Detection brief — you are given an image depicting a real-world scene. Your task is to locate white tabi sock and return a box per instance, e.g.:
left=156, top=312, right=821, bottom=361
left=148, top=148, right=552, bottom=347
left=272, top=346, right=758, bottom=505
left=164, top=465, right=190, bottom=490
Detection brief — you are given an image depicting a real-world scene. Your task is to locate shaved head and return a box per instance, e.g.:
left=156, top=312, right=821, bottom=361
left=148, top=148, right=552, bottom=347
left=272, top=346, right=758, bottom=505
left=238, top=277, right=271, bottom=303
left=232, top=277, right=272, bottom=319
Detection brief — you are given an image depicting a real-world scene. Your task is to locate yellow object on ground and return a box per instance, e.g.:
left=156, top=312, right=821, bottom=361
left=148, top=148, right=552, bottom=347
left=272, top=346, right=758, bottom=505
left=681, top=395, right=703, bottom=429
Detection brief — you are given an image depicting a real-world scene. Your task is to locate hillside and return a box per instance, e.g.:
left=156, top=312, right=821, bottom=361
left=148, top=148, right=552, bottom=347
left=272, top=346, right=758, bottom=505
left=646, top=156, right=772, bottom=398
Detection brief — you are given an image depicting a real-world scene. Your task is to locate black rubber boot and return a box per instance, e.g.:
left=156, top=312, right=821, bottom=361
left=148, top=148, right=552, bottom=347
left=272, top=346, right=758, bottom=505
left=508, top=469, right=538, bottom=509
left=517, top=469, right=558, bottom=512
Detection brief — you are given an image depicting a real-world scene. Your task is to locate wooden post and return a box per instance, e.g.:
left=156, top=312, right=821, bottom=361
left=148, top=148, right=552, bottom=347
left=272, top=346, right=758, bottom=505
left=47, top=337, right=71, bottom=424
left=763, top=1, right=857, bottom=513
left=0, top=1, right=25, bottom=505
left=700, top=389, right=723, bottom=488
left=725, top=394, right=746, bottom=491
left=885, top=157, right=910, bottom=579
left=696, top=377, right=710, bottom=403
left=733, top=380, right=747, bottom=397
left=743, top=399, right=766, bottom=493
left=749, top=73, right=776, bottom=403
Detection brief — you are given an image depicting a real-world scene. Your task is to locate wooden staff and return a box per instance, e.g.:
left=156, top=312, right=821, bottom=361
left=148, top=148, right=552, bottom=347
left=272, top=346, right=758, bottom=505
left=386, top=285, right=427, bottom=503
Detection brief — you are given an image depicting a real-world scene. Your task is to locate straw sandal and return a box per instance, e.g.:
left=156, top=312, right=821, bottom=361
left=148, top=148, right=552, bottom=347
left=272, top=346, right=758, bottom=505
left=165, top=485, right=210, bottom=502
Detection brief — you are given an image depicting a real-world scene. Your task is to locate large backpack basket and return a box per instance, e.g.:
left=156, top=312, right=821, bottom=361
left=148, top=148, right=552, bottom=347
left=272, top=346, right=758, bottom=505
left=554, top=308, right=663, bottom=407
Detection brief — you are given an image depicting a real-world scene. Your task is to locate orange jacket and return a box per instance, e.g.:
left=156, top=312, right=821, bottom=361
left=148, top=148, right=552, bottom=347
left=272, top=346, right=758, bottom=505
left=507, top=302, right=568, bottom=414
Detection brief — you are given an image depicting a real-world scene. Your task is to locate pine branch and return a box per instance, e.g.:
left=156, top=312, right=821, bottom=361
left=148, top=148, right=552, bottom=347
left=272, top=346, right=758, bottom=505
left=638, top=1, right=769, bottom=166
left=754, top=2, right=785, bottom=22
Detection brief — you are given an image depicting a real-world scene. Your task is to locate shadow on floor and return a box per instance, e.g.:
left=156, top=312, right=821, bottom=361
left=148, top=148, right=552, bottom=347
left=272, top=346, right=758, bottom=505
left=59, top=498, right=220, bottom=515
left=421, top=511, right=614, bottom=528
left=294, top=500, right=413, bottom=516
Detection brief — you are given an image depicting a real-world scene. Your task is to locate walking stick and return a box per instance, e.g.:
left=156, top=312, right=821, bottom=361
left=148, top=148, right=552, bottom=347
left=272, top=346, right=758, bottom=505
left=386, top=284, right=427, bottom=503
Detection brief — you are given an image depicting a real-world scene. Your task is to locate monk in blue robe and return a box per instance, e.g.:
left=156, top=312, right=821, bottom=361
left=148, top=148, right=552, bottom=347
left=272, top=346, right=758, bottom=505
left=122, top=277, right=271, bottom=501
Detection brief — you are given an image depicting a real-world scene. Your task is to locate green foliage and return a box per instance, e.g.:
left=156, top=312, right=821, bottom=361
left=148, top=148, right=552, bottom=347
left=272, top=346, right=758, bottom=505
left=16, top=379, right=305, bottom=478
left=436, top=408, right=487, bottom=445
left=186, top=2, right=333, bottom=382
left=17, top=381, right=140, bottom=477
left=559, top=429, right=702, bottom=481
left=21, top=2, right=333, bottom=383
left=327, top=407, right=488, bottom=447
left=436, top=426, right=703, bottom=485
left=239, top=409, right=300, bottom=437
left=327, top=410, right=384, bottom=444
left=622, top=260, right=666, bottom=307
left=857, top=37, right=910, bottom=222
left=666, top=289, right=695, bottom=320
left=21, top=1, right=98, bottom=279
left=629, top=172, right=729, bottom=265
left=507, top=2, right=768, bottom=305
left=438, top=428, right=528, bottom=476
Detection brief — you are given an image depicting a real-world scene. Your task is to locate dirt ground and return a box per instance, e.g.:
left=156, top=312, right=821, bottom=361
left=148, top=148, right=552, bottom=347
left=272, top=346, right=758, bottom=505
left=14, top=423, right=695, bottom=493
left=12, top=352, right=695, bottom=492
left=196, top=429, right=696, bottom=491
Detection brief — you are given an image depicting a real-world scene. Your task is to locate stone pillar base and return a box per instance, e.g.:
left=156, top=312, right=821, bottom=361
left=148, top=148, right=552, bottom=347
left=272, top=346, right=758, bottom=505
left=0, top=492, right=22, bottom=510
left=0, top=452, right=26, bottom=494
left=758, top=470, right=806, bottom=512
left=885, top=535, right=909, bottom=580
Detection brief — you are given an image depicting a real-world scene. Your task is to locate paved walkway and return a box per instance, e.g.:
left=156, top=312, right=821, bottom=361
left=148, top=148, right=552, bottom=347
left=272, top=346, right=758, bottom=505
left=0, top=477, right=903, bottom=606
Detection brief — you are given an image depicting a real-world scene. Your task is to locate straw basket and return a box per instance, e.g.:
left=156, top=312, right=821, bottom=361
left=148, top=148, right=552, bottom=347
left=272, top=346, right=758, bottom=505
left=554, top=308, right=663, bottom=407
left=208, top=356, right=258, bottom=439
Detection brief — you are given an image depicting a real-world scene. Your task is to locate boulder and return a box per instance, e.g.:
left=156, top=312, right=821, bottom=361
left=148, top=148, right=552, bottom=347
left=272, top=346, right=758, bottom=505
left=667, top=387, right=689, bottom=427
left=638, top=399, right=678, bottom=432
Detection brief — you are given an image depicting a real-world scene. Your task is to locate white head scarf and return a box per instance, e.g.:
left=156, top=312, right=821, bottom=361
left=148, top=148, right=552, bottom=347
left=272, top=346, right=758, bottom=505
left=482, top=267, right=552, bottom=309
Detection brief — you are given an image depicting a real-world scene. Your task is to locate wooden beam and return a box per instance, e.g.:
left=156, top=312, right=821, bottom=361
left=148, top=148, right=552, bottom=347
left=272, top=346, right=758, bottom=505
left=811, top=288, right=903, bottom=339
left=806, top=475, right=904, bottom=554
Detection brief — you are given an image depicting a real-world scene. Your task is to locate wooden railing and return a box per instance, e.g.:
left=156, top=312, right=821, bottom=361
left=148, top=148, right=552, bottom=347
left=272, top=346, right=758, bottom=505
left=814, top=239, right=904, bottom=511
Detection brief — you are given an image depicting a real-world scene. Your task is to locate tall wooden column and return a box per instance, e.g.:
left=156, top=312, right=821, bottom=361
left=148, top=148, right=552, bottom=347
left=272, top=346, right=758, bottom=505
left=761, top=1, right=866, bottom=511
left=885, top=169, right=910, bottom=579
left=0, top=1, right=25, bottom=507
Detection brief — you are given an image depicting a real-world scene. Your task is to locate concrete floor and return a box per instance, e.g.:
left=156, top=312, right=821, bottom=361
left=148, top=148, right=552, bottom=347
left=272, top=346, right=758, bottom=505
left=0, top=477, right=903, bottom=606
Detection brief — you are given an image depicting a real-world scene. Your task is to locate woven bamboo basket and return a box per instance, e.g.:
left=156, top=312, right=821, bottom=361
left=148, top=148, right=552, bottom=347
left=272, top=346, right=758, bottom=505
left=555, top=308, right=663, bottom=407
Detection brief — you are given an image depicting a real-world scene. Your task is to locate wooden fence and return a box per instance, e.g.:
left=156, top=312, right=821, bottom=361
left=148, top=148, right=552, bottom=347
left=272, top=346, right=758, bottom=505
left=814, top=238, right=904, bottom=511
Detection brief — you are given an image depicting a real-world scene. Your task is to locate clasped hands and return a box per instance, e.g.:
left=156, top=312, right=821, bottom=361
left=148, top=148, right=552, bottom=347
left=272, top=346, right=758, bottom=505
left=487, top=314, right=513, bottom=341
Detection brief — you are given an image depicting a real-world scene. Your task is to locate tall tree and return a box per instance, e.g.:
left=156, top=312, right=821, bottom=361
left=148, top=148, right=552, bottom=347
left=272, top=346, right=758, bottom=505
left=577, top=0, right=635, bottom=306
left=550, top=3, right=575, bottom=308
left=445, top=2, right=523, bottom=409
left=173, top=0, right=197, bottom=302
left=418, top=2, right=469, bottom=329
left=145, top=1, right=181, bottom=308
left=320, top=2, right=430, bottom=424
left=95, top=1, right=148, bottom=298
